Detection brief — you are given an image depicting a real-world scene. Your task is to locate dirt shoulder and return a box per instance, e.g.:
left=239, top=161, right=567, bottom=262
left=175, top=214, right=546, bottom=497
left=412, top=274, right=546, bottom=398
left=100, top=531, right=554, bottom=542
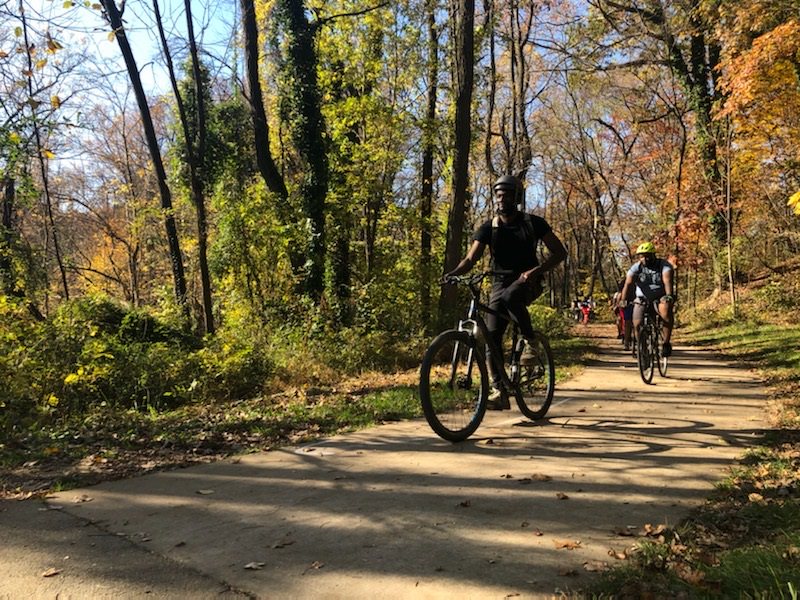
left=1, top=326, right=768, bottom=598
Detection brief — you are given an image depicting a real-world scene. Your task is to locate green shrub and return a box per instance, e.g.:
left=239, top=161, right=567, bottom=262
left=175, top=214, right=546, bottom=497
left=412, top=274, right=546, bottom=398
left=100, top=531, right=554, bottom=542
left=529, top=303, right=571, bottom=338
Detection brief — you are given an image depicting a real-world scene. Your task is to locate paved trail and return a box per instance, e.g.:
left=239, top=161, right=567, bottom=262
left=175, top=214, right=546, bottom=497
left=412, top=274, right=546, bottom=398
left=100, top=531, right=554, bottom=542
left=1, top=327, right=767, bottom=599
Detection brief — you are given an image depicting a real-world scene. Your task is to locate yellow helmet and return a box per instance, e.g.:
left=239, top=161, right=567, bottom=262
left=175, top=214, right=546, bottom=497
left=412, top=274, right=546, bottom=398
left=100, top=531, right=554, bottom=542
left=636, top=241, right=656, bottom=254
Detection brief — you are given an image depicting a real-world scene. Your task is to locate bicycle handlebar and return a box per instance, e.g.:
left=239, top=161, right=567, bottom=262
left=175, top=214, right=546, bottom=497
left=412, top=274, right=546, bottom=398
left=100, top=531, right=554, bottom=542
left=442, top=270, right=515, bottom=287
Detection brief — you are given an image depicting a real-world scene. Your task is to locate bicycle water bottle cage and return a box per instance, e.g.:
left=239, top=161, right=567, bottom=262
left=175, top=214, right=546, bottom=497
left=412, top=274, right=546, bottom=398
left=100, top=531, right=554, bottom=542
left=458, top=319, right=478, bottom=335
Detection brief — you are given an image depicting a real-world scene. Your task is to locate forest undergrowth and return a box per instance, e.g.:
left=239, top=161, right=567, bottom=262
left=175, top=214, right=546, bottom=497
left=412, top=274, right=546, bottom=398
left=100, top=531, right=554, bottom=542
left=0, top=295, right=585, bottom=498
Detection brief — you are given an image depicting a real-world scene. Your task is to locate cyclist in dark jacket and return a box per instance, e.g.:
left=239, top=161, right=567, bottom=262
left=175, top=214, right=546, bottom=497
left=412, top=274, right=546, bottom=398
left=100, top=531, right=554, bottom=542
left=444, top=174, right=566, bottom=408
left=620, top=241, right=675, bottom=357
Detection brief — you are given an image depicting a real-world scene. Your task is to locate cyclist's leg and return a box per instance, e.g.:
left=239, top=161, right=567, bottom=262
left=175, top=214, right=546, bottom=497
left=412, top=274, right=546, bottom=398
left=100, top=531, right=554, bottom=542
left=631, top=300, right=645, bottom=352
left=495, top=278, right=537, bottom=340
left=656, top=297, right=674, bottom=343
left=622, top=304, right=634, bottom=350
left=486, top=284, right=511, bottom=387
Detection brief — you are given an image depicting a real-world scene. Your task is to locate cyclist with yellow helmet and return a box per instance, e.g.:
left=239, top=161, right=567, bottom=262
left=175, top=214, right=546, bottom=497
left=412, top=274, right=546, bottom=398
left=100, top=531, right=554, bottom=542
left=619, top=241, right=675, bottom=357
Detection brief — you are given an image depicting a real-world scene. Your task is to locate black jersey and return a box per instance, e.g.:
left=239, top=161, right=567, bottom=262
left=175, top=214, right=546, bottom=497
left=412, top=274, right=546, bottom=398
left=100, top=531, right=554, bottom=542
left=473, top=212, right=552, bottom=276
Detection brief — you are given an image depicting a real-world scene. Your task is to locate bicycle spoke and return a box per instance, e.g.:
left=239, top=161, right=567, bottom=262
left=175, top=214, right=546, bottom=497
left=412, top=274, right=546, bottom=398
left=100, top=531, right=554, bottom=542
left=513, top=333, right=554, bottom=420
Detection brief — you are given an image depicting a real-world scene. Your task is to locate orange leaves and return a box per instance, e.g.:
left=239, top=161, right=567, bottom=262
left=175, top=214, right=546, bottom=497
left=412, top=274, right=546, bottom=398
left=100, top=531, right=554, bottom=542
left=718, top=19, right=800, bottom=118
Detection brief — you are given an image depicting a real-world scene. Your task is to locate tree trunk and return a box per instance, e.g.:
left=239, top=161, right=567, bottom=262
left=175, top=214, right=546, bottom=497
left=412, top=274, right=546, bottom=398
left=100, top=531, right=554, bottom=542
left=438, top=0, right=475, bottom=327
left=275, top=0, right=328, bottom=300
left=420, top=0, right=439, bottom=333
left=100, top=0, right=189, bottom=317
left=240, top=0, right=288, bottom=200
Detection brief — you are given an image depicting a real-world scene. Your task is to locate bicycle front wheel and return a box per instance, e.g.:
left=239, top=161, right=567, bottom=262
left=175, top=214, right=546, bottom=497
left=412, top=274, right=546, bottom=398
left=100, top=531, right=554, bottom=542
left=656, top=329, right=669, bottom=377
left=637, top=324, right=655, bottom=384
left=419, top=330, right=488, bottom=442
left=513, top=332, right=555, bottom=420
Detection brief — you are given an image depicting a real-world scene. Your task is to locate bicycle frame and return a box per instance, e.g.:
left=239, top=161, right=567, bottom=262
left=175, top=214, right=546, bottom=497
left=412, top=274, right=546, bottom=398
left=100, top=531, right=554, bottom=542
left=457, top=277, right=520, bottom=394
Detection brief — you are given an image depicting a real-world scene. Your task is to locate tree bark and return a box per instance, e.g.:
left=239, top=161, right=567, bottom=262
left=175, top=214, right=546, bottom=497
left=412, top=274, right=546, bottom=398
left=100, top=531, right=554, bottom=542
left=438, top=0, right=475, bottom=327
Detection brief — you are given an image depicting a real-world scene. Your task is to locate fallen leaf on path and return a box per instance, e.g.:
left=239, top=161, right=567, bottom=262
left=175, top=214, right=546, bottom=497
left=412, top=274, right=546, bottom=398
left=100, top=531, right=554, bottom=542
left=501, top=473, right=514, bottom=479
left=196, top=489, right=215, bottom=495
left=640, top=523, right=668, bottom=537
left=583, top=560, right=609, bottom=572
left=533, top=528, right=543, bottom=536
left=271, top=539, right=295, bottom=549
left=458, top=500, right=471, bottom=507
left=244, top=562, right=265, bottom=570
left=521, top=521, right=529, bottom=527
left=748, top=493, right=764, bottom=503
left=608, top=548, right=629, bottom=560
left=556, top=492, right=569, bottom=500
left=559, top=568, right=578, bottom=576
left=73, top=494, right=93, bottom=503
left=531, top=473, right=552, bottom=481
left=41, top=568, right=61, bottom=577
left=553, top=539, right=582, bottom=550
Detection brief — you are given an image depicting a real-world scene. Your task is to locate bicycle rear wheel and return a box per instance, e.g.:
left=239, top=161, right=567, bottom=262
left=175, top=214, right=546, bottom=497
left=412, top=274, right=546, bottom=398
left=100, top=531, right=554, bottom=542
left=512, top=332, right=555, bottom=420
left=419, top=330, right=488, bottom=442
left=637, top=324, right=655, bottom=384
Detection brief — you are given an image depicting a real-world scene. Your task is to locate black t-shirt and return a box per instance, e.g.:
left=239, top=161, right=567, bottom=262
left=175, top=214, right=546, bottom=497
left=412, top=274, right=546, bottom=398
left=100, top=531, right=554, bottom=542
left=473, top=213, right=552, bottom=275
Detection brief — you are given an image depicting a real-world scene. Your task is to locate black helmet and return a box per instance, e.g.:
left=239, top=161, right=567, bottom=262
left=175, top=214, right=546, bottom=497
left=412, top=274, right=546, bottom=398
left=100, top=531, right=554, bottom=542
left=493, top=174, right=521, bottom=193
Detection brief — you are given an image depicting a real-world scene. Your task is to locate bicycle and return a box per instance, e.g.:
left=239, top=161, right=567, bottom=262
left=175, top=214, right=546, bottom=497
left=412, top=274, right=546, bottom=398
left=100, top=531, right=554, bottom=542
left=418, top=271, right=555, bottom=442
left=634, top=297, right=668, bottom=384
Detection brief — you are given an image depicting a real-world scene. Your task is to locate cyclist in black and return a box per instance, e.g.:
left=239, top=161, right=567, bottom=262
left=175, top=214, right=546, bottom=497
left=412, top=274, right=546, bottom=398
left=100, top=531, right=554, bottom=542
left=444, top=174, right=567, bottom=409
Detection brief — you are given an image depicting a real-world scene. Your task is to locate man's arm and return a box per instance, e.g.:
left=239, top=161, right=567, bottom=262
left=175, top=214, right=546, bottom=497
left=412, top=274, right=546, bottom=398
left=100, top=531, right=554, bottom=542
left=520, top=231, right=567, bottom=283
left=620, top=273, right=635, bottom=306
left=662, top=266, right=674, bottom=299
left=444, top=240, right=486, bottom=278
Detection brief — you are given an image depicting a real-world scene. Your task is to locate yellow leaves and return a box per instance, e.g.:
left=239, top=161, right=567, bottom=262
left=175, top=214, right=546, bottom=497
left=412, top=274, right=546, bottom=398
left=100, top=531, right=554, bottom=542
left=43, top=149, right=55, bottom=159
left=50, top=95, right=61, bottom=109
left=35, top=58, right=48, bottom=70
left=788, top=190, right=800, bottom=215
left=14, top=26, right=23, bottom=37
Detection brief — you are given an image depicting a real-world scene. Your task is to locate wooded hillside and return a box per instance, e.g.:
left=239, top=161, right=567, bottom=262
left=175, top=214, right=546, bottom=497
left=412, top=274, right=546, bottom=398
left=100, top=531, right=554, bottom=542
left=1, top=0, right=799, bottom=420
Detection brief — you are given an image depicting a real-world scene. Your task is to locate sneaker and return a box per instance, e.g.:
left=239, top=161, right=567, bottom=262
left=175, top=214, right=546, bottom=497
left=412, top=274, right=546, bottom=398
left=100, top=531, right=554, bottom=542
left=662, top=341, right=672, bottom=357
left=519, top=343, right=538, bottom=367
left=486, top=386, right=510, bottom=410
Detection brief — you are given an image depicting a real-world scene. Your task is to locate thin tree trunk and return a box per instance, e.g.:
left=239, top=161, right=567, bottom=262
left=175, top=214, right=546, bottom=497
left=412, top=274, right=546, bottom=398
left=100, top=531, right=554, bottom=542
left=438, top=0, right=475, bottom=327
left=483, top=0, right=497, bottom=180
left=20, top=6, right=69, bottom=301
left=239, top=0, right=289, bottom=201
left=421, top=0, right=439, bottom=332
left=100, top=0, right=189, bottom=318
left=152, top=0, right=215, bottom=333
